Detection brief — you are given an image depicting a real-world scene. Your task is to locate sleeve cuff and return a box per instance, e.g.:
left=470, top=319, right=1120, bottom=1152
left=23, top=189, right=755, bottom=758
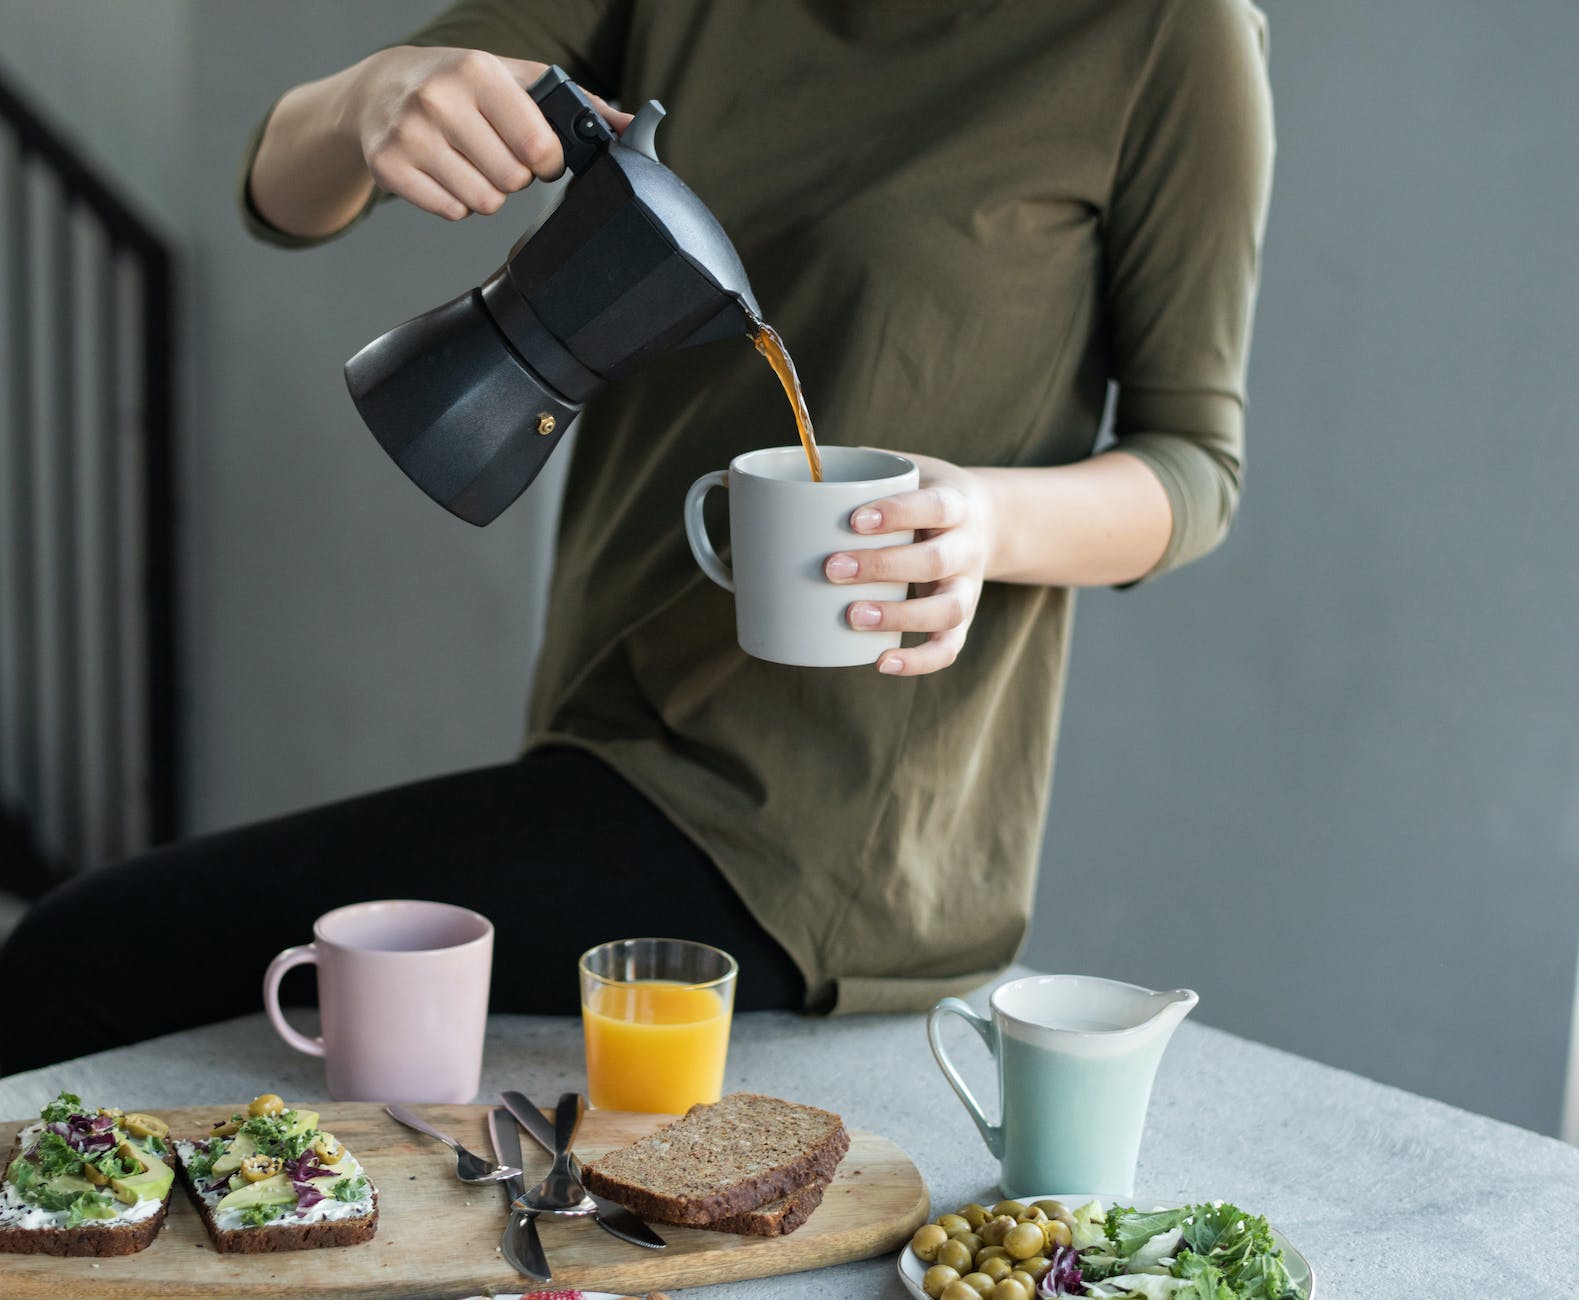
left=1109, top=388, right=1245, bottom=586
left=238, top=102, right=385, bottom=250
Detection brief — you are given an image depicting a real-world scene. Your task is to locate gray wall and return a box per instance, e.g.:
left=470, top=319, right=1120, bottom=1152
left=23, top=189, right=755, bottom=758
left=1028, top=0, right=1579, bottom=1136
left=2, top=2, right=1575, bottom=1135
left=1, top=0, right=568, bottom=833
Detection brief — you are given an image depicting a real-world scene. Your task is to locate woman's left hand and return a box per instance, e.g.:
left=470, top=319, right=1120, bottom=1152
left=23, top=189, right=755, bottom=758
left=823, top=453, right=997, bottom=676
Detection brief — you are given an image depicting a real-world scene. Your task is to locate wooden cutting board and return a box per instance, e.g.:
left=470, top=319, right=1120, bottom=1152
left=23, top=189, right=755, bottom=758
left=1, top=1102, right=929, bottom=1297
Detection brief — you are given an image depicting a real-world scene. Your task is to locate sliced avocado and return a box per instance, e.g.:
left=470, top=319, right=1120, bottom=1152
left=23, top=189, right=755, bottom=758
left=283, top=1109, right=319, bottom=1136
left=215, top=1173, right=295, bottom=1213
left=42, top=1172, right=99, bottom=1197
left=212, top=1132, right=257, bottom=1177
left=118, top=1139, right=163, bottom=1174
left=72, top=1197, right=121, bottom=1220
left=111, top=1162, right=172, bottom=1205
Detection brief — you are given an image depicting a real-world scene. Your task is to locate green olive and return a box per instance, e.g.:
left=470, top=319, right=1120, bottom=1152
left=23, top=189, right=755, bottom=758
left=1035, top=1200, right=1078, bottom=1233
left=959, top=1274, right=996, bottom=1298
left=991, top=1200, right=1027, bottom=1219
left=975, top=1245, right=1011, bottom=1265
left=1017, top=1205, right=1049, bottom=1224
left=952, top=1231, right=984, bottom=1258
left=1044, top=1219, right=1073, bottom=1249
left=1010, top=1270, right=1038, bottom=1295
left=912, top=1223, right=949, bottom=1262
left=1020, top=1256, right=1053, bottom=1282
left=936, top=1213, right=971, bottom=1236
left=979, top=1214, right=1016, bottom=1247
left=978, top=1256, right=1014, bottom=1283
left=990, top=1280, right=1031, bottom=1300
left=1004, top=1222, right=1045, bottom=1261
left=247, top=1094, right=286, bottom=1118
left=940, top=1282, right=982, bottom=1300
left=961, top=1202, right=989, bottom=1230
left=937, top=1238, right=975, bottom=1274
left=922, top=1264, right=961, bottom=1299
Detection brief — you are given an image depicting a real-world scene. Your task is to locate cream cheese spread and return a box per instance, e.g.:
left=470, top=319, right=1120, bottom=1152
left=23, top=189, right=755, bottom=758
left=174, top=1140, right=376, bottom=1232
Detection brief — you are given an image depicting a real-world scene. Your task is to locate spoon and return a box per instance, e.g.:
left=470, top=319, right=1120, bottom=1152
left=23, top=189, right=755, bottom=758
left=385, top=1103, right=522, bottom=1183
left=512, top=1092, right=595, bottom=1215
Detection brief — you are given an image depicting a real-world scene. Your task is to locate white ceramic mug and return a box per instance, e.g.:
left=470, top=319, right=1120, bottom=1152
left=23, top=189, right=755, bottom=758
left=264, top=899, right=493, bottom=1103
left=684, top=446, right=919, bottom=667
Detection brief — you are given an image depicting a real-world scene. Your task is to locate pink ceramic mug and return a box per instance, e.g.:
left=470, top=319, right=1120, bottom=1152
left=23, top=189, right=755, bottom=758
left=263, top=899, right=493, bottom=1103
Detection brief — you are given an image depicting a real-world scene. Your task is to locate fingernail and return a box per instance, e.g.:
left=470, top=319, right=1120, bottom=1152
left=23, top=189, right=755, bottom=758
left=878, top=656, right=903, bottom=675
left=825, top=554, right=859, bottom=582
left=852, top=507, right=883, bottom=532
left=849, top=602, right=882, bottom=628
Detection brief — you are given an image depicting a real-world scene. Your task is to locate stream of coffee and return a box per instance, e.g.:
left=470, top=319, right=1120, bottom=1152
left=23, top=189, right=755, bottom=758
left=751, top=321, right=823, bottom=482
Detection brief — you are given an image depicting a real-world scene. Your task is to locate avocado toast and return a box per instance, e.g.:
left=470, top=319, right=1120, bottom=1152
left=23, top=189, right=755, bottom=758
left=0, top=1092, right=176, bottom=1256
left=174, top=1093, right=377, bottom=1252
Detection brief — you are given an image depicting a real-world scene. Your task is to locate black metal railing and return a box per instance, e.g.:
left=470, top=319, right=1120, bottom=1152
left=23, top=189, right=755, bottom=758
left=0, top=68, right=178, bottom=889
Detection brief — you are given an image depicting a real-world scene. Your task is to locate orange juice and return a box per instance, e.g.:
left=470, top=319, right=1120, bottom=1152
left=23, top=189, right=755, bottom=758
left=582, top=979, right=732, bottom=1113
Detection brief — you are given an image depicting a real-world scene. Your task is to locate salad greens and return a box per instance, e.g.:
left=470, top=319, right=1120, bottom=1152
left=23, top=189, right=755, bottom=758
left=1041, top=1200, right=1301, bottom=1300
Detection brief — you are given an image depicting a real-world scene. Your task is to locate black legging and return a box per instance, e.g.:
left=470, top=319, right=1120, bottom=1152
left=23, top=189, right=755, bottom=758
left=0, top=748, right=804, bottom=1074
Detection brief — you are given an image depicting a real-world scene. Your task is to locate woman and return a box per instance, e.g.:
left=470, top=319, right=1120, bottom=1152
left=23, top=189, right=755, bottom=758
left=0, top=0, right=1272, bottom=1069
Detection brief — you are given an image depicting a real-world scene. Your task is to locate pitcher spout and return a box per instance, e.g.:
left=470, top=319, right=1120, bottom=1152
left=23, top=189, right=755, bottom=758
left=1143, top=987, right=1199, bottom=1041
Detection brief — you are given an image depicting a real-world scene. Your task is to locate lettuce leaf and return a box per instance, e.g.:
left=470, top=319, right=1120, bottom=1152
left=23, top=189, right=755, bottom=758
left=1106, top=1205, right=1193, bottom=1258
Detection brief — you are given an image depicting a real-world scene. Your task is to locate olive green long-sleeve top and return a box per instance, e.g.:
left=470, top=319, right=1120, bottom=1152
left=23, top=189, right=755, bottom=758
left=248, top=0, right=1273, bottom=1013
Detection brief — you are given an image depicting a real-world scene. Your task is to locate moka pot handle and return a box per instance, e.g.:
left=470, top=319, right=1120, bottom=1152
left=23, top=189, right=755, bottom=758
left=528, top=65, right=618, bottom=174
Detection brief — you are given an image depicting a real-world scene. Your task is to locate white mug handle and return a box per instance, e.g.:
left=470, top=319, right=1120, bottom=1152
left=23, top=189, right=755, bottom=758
left=263, top=943, right=326, bottom=1058
left=683, top=470, right=734, bottom=592
left=927, top=997, right=1004, bottom=1160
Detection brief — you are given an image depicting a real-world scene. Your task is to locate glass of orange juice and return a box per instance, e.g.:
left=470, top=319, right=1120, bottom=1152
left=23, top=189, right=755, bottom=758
left=579, top=937, right=737, bottom=1114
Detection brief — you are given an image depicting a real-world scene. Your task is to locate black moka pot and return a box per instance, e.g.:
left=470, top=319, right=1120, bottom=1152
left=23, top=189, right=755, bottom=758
left=344, top=66, right=762, bottom=526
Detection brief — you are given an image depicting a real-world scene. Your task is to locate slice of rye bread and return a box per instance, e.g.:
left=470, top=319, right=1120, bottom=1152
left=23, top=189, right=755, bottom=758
left=703, top=1173, right=831, bottom=1237
left=0, top=1137, right=175, bottom=1257
left=176, top=1158, right=378, bottom=1254
left=581, top=1093, right=849, bottom=1228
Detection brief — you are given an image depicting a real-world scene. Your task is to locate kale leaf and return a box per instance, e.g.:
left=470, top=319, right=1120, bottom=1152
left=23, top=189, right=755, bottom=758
left=331, top=1174, right=369, bottom=1202
left=238, top=1202, right=288, bottom=1227
left=33, top=1132, right=86, bottom=1178
left=39, top=1092, right=84, bottom=1124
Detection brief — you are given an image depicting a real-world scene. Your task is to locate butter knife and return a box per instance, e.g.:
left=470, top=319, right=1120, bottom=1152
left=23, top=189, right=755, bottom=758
left=488, top=1105, right=552, bottom=1281
left=500, top=1089, right=667, bottom=1250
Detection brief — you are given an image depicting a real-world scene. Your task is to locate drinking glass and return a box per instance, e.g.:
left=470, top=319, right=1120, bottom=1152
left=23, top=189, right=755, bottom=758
left=579, top=937, right=738, bottom=1113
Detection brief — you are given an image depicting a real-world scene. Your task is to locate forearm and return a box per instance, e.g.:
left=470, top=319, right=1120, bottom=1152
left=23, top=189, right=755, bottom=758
left=975, top=451, right=1172, bottom=587
left=249, top=61, right=375, bottom=240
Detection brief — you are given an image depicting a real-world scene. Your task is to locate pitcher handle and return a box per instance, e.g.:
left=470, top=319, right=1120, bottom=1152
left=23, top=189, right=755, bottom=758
left=683, top=470, right=734, bottom=592
left=927, top=997, right=1003, bottom=1160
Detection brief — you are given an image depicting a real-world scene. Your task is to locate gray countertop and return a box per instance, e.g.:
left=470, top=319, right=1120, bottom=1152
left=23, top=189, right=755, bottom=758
left=2, top=968, right=1576, bottom=1299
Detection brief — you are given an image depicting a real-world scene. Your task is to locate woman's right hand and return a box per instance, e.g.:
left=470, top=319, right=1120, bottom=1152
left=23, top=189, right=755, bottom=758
left=344, top=46, right=632, bottom=221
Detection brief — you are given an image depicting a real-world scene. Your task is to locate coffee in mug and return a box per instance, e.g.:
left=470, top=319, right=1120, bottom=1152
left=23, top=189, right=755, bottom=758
left=263, top=899, right=493, bottom=1103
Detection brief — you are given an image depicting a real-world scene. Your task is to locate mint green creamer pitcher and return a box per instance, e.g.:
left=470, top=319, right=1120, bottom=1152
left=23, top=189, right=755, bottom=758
left=928, top=974, right=1197, bottom=1198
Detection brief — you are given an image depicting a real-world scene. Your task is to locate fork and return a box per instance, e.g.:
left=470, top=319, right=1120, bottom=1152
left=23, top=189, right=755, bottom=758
left=385, top=1103, right=522, bottom=1183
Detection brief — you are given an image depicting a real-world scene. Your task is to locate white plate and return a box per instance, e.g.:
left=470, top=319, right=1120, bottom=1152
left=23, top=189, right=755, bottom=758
left=896, top=1195, right=1315, bottom=1299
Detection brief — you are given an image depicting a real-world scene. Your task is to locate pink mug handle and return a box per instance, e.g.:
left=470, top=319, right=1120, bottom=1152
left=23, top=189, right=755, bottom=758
left=264, top=944, right=326, bottom=1058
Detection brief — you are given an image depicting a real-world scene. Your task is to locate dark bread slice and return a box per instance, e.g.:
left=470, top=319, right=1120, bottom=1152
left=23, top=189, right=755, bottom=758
left=703, top=1173, right=830, bottom=1237
left=581, top=1093, right=849, bottom=1228
left=176, top=1150, right=377, bottom=1253
left=0, top=1136, right=174, bottom=1256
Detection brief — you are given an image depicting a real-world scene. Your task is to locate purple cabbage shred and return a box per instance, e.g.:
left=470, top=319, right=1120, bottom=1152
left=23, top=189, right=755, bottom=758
left=1038, top=1245, right=1087, bottom=1297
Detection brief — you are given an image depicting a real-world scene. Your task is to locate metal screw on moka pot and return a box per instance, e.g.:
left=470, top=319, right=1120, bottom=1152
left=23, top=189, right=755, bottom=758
left=344, top=66, right=762, bottom=526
